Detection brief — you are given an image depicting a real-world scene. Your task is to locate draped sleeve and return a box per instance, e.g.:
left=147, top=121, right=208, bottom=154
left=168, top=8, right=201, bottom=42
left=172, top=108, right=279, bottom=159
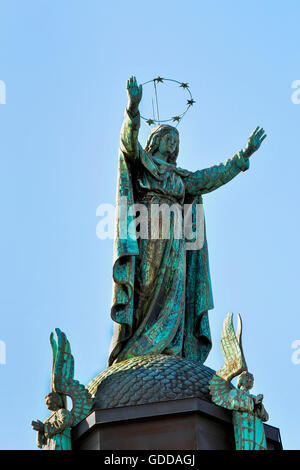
left=109, top=110, right=163, bottom=366
left=120, top=108, right=140, bottom=162
left=43, top=410, right=72, bottom=438
left=182, top=151, right=250, bottom=195
left=120, top=108, right=164, bottom=179
left=228, top=389, right=255, bottom=412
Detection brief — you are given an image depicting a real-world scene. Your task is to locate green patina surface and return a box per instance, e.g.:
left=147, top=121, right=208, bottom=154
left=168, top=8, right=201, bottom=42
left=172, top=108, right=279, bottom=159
left=210, top=313, right=269, bottom=450
left=32, top=329, right=92, bottom=450
left=108, top=77, right=266, bottom=367
left=32, top=76, right=267, bottom=451
left=233, top=410, right=267, bottom=450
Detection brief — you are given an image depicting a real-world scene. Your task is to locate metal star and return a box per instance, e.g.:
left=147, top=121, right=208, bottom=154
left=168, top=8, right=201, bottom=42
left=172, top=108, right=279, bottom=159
left=180, top=82, right=189, bottom=89
left=146, top=119, right=155, bottom=125
left=172, top=116, right=181, bottom=122
left=187, top=99, right=195, bottom=106
left=154, top=76, right=164, bottom=83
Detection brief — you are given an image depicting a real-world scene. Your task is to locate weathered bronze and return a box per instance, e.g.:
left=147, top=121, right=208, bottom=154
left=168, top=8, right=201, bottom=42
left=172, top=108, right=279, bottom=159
left=109, top=76, right=266, bottom=366
left=209, top=313, right=269, bottom=450
left=88, top=354, right=216, bottom=410
left=31, top=76, right=277, bottom=451
left=31, top=329, right=92, bottom=450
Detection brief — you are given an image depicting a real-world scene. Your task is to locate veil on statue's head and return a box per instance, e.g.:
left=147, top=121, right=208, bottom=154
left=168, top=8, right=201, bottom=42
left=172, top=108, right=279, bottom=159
left=144, top=124, right=180, bottom=163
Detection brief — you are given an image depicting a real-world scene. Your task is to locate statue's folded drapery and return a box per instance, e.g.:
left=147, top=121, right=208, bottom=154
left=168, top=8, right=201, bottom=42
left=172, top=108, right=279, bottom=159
left=37, top=409, right=72, bottom=450
left=108, top=109, right=249, bottom=366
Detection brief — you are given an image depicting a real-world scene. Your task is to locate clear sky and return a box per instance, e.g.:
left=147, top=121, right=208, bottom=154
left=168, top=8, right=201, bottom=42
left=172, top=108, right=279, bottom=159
left=0, top=0, right=299, bottom=450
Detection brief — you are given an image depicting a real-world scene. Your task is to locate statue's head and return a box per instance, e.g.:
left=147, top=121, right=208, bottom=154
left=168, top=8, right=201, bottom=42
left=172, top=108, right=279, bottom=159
left=237, top=371, right=254, bottom=391
left=45, top=392, right=64, bottom=411
left=145, top=125, right=179, bottom=164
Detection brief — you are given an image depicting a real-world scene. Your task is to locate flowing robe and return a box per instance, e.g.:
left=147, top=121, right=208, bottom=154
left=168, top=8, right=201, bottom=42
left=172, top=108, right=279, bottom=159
left=108, top=108, right=250, bottom=366
left=37, top=409, right=72, bottom=450
left=210, top=375, right=269, bottom=450
left=230, top=389, right=269, bottom=450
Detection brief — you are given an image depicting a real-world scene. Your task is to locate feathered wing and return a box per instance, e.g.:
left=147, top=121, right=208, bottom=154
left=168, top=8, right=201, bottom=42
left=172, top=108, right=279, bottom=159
left=50, top=328, right=74, bottom=391
left=209, top=313, right=248, bottom=408
left=217, top=312, right=247, bottom=381
left=209, top=374, right=233, bottom=408
left=50, top=328, right=92, bottom=427
left=209, top=375, right=253, bottom=411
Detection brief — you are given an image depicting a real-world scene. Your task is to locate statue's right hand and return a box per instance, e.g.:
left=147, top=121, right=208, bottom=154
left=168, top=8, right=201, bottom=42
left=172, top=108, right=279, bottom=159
left=127, top=76, right=142, bottom=112
left=31, top=419, right=45, bottom=432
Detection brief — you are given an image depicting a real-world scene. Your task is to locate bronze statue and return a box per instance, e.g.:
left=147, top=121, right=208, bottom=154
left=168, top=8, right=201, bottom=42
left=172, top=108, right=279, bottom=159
left=209, top=313, right=269, bottom=450
left=31, top=329, right=92, bottom=450
left=31, top=76, right=273, bottom=451
left=108, top=76, right=266, bottom=366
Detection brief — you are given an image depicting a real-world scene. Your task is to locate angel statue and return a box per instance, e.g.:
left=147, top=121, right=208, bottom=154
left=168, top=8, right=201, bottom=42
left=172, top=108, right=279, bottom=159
left=109, top=75, right=267, bottom=367
left=31, top=328, right=92, bottom=450
left=209, top=313, right=269, bottom=450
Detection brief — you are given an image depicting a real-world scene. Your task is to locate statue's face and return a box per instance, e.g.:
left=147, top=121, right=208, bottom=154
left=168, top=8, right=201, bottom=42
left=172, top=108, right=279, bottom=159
left=158, top=130, right=178, bottom=158
left=45, top=393, right=62, bottom=411
left=239, top=372, right=254, bottom=391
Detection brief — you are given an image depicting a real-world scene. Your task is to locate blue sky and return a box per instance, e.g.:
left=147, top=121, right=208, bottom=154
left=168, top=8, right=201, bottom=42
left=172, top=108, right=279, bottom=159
left=0, top=0, right=299, bottom=449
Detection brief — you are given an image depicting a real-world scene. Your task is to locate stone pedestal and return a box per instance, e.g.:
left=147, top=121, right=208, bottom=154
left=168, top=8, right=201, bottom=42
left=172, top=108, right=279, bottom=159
left=72, top=397, right=282, bottom=450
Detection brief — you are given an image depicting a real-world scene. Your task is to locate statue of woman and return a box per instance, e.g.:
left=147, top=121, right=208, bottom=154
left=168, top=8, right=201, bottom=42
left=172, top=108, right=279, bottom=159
left=108, top=76, right=266, bottom=366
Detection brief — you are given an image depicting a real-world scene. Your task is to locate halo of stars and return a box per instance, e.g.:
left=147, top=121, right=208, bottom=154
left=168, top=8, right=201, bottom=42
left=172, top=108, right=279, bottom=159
left=140, top=77, right=196, bottom=127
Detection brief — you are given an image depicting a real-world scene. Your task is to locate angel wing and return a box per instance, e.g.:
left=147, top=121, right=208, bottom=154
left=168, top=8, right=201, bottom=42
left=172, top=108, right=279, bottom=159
left=209, top=312, right=249, bottom=409
left=50, top=328, right=93, bottom=427
left=209, top=375, right=253, bottom=411
left=216, top=312, right=247, bottom=382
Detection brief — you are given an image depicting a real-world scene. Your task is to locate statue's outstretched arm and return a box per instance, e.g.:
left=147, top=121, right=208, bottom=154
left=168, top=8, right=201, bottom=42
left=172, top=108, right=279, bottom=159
left=120, top=76, right=142, bottom=162
left=184, top=150, right=249, bottom=195
left=184, top=127, right=266, bottom=195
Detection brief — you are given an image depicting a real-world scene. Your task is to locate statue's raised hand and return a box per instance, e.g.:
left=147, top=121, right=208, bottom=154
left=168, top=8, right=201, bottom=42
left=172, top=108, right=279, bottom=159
left=31, top=419, right=44, bottom=432
left=243, top=126, right=267, bottom=159
left=127, top=76, right=142, bottom=114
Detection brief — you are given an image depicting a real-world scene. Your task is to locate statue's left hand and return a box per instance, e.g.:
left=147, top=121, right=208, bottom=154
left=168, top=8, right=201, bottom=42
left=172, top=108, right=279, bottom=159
left=243, top=126, right=267, bottom=158
left=253, top=394, right=264, bottom=406
left=31, top=419, right=45, bottom=432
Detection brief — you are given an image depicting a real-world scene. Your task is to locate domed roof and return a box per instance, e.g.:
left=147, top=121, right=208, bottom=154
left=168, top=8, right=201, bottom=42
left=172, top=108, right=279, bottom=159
left=88, top=354, right=216, bottom=410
